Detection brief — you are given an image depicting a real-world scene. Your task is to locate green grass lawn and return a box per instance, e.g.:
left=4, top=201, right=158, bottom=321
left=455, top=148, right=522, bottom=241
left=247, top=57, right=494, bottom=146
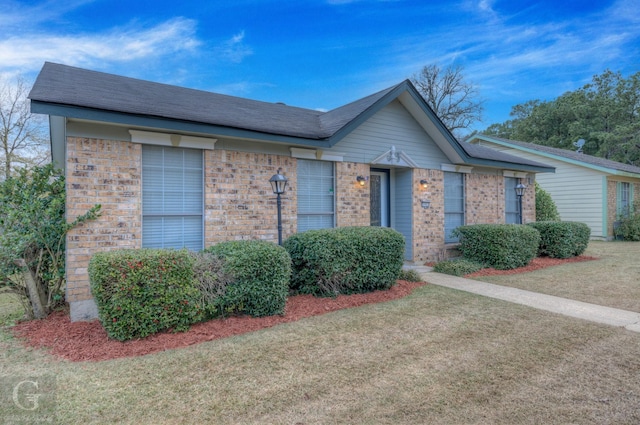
left=474, top=241, right=640, bottom=312
left=2, top=270, right=639, bottom=424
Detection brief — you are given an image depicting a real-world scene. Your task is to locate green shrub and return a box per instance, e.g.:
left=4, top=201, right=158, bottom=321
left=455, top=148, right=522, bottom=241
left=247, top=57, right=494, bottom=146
left=284, top=226, right=405, bottom=296
left=614, top=202, right=640, bottom=241
left=190, top=251, right=234, bottom=319
left=203, top=240, right=290, bottom=317
left=535, top=182, right=561, bottom=221
left=89, top=249, right=203, bottom=341
left=528, top=221, right=591, bottom=258
left=432, top=258, right=486, bottom=276
left=398, top=269, right=424, bottom=282
left=453, top=224, right=540, bottom=270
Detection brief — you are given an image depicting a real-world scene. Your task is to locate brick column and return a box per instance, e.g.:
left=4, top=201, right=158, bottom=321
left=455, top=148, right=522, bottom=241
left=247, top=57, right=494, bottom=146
left=335, top=162, right=370, bottom=227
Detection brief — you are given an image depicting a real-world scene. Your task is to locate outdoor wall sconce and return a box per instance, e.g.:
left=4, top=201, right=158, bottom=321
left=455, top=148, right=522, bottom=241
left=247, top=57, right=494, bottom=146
left=419, top=179, right=429, bottom=190
left=421, top=199, right=431, bottom=209
left=356, top=176, right=367, bottom=186
left=269, top=168, right=288, bottom=245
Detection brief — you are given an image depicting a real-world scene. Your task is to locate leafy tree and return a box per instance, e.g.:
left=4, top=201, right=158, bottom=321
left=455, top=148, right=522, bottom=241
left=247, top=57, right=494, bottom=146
left=0, top=77, right=49, bottom=180
left=535, top=182, right=560, bottom=222
left=0, top=164, right=100, bottom=319
left=483, top=70, right=640, bottom=166
left=411, top=64, right=484, bottom=137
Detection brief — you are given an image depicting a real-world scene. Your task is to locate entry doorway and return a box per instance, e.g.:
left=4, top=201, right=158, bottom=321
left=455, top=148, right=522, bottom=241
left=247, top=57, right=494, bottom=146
left=370, top=169, right=390, bottom=227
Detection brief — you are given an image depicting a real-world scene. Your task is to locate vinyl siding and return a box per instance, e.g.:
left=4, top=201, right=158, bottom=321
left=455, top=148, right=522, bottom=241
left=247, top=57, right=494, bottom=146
left=331, top=100, right=450, bottom=167
left=475, top=142, right=606, bottom=238
left=394, top=168, right=413, bottom=260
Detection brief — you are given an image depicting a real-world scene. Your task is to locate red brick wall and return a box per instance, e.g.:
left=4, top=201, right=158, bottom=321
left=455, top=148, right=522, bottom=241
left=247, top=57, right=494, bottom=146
left=204, top=149, right=297, bottom=246
left=335, top=162, right=370, bottom=227
left=65, top=137, right=142, bottom=302
left=412, top=169, right=445, bottom=263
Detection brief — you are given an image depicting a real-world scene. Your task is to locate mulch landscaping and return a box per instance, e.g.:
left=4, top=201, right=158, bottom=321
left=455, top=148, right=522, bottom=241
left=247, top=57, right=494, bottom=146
left=10, top=255, right=597, bottom=362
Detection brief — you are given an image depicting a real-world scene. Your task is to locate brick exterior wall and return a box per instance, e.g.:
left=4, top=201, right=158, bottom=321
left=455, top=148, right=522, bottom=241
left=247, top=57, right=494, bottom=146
left=65, top=137, right=142, bottom=303
left=412, top=169, right=445, bottom=263
left=335, top=162, right=371, bottom=227
left=62, top=137, right=541, bottom=318
left=204, top=150, right=297, bottom=246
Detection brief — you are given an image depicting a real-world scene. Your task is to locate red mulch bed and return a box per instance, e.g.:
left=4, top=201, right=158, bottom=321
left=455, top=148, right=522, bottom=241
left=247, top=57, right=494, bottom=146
left=11, top=280, right=426, bottom=362
left=10, top=255, right=597, bottom=363
left=464, top=255, right=597, bottom=277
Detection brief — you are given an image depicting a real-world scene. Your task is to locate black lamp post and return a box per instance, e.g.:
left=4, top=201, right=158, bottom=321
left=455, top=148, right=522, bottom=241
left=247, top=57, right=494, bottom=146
left=269, top=168, right=288, bottom=245
left=515, top=183, right=526, bottom=224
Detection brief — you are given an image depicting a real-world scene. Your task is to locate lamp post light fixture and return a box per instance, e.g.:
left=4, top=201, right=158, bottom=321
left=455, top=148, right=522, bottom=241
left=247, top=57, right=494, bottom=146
left=269, top=168, right=288, bottom=245
left=515, top=183, right=526, bottom=224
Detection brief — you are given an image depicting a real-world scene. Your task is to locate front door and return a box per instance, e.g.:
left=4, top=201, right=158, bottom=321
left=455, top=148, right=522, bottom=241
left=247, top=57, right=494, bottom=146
left=370, top=169, right=390, bottom=227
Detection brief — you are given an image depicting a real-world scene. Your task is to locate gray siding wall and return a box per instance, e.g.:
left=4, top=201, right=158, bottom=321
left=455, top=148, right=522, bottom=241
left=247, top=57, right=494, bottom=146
left=394, top=168, right=413, bottom=260
left=331, top=100, right=450, bottom=167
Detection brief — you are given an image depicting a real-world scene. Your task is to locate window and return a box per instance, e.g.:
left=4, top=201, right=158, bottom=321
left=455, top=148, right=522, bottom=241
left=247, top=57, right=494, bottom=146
left=617, top=182, right=633, bottom=217
left=297, top=159, right=334, bottom=232
left=444, top=172, right=465, bottom=243
left=505, top=177, right=519, bottom=224
left=142, top=145, right=203, bottom=250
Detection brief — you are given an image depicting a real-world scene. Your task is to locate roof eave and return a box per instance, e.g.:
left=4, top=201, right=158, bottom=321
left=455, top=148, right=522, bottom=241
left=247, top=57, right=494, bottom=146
left=31, top=101, right=335, bottom=149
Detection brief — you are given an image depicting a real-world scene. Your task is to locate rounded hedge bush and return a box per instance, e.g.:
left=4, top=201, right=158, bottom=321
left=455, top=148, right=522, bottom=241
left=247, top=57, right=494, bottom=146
left=453, top=224, right=540, bottom=270
left=528, top=221, right=591, bottom=258
left=284, top=226, right=405, bottom=296
left=89, top=249, right=203, bottom=341
left=203, top=240, right=291, bottom=317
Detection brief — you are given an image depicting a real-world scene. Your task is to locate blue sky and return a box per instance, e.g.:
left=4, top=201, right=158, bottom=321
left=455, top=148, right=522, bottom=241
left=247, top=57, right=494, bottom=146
left=1, top=0, right=638, bottom=133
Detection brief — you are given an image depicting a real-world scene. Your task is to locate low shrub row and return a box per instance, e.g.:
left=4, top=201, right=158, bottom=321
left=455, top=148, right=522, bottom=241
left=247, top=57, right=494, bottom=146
left=528, top=221, right=590, bottom=258
left=432, top=258, right=486, bottom=276
left=453, top=224, right=540, bottom=270
left=285, top=226, right=405, bottom=297
left=89, top=227, right=406, bottom=341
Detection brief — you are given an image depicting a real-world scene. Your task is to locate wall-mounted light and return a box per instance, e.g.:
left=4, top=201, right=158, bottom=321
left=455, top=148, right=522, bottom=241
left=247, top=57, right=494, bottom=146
left=419, top=179, right=429, bottom=190
left=421, top=199, right=431, bottom=209
left=356, top=176, right=367, bottom=186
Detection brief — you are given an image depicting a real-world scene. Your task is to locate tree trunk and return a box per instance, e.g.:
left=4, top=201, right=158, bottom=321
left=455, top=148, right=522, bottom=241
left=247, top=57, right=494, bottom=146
left=14, top=258, right=46, bottom=319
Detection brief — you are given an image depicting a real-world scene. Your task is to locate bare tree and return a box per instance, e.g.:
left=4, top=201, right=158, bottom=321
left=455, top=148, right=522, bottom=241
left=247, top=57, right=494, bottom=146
left=0, top=78, right=49, bottom=180
left=411, top=64, right=484, bottom=136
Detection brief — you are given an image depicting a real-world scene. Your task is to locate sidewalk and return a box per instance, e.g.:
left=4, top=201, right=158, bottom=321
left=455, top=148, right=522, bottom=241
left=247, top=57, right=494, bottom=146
left=403, top=265, right=640, bottom=333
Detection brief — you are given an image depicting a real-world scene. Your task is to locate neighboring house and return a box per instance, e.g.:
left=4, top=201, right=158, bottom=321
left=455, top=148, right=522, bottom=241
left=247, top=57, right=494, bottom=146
left=29, top=62, right=553, bottom=320
left=468, top=134, right=640, bottom=240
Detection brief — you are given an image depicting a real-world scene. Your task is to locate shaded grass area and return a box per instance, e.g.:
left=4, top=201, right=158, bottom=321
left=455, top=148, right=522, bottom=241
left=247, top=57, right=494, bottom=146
left=474, top=241, right=640, bottom=313
left=2, top=284, right=639, bottom=424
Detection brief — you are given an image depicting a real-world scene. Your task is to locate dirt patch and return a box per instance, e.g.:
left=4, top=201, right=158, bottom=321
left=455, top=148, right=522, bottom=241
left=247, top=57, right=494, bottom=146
left=11, top=280, right=426, bottom=362
left=464, top=255, right=598, bottom=277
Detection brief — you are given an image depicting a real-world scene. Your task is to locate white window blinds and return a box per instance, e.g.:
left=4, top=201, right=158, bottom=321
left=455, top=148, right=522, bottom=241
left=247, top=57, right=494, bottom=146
left=444, top=172, right=465, bottom=243
left=297, top=159, right=335, bottom=232
left=142, top=145, right=203, bottom=250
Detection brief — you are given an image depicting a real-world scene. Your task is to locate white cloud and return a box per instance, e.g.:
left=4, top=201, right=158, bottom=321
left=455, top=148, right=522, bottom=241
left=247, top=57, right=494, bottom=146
left=0, top=17, right=200, bottom=74
left=216, top=30, right=253, bottom=64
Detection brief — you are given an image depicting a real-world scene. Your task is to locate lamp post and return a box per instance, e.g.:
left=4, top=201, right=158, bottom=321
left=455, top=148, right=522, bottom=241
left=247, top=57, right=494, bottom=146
left=269, top=168, right=288, bottom=245
left=515, top=183, right=526, bottom=224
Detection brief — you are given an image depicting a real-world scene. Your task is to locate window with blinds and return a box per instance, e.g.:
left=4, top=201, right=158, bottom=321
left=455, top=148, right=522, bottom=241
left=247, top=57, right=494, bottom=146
left=297, top=159, right=335, bottom=232
left=617, top=182, right=632, bottom=217
left=142, top=145, right=203, bottom=250
left=505, top=177, right=519, bottom=224
left=444, top=172, right=465, bottom=243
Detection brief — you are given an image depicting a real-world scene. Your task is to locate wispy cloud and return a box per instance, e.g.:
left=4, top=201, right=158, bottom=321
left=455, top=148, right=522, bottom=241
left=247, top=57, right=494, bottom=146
left=215, top=30, right=253, bottom=64
left=0, top=17, right=200, bottom=75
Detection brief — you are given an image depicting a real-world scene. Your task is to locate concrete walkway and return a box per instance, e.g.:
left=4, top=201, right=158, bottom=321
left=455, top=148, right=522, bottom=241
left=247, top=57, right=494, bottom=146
left=403, top=265, right=640, bottom=333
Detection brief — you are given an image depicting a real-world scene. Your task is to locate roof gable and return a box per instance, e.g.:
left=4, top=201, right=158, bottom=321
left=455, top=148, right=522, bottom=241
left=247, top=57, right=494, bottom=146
left=469, top=134, right=640, bottom=177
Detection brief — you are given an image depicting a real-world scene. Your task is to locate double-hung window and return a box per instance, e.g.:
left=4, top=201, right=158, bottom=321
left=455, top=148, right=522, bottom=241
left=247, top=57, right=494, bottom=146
left=505, top=177, right=519, bottom=224
left=142, top=145, right=203, bottom=250
left=297, top=159, right=335, bottom=232
left=617, top=182, right=633, bottom=217
left=444, top=172, right=465, bottom=243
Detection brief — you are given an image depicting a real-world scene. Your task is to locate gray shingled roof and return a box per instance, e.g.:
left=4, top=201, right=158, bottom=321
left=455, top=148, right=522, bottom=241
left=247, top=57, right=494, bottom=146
left=474, top=135, right=640, bottom=175
left=29, top=62, right=554, bottom=172
left=29, top=62, right=396, bottom=140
